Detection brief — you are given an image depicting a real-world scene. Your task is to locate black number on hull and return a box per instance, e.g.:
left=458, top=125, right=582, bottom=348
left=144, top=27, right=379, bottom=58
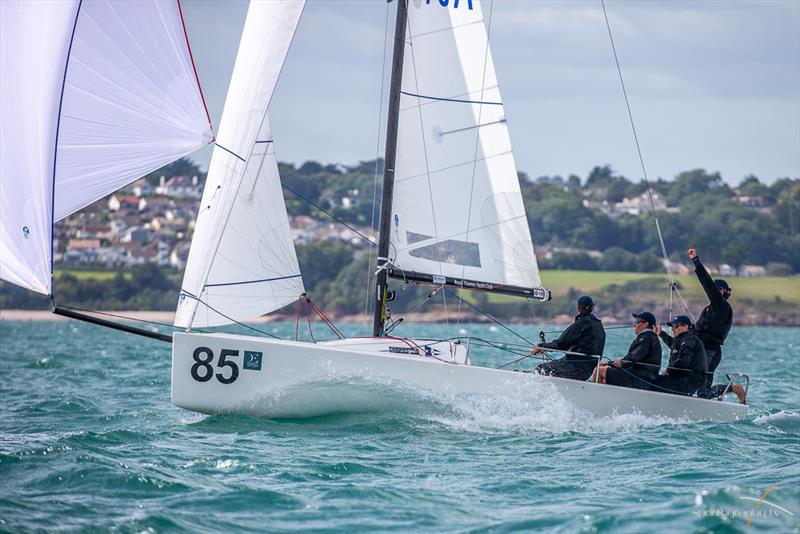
left=216, top=349, right=240, bottom=384
left=190, top=347, right=241, bottom=384
left=191, top=347, right=214, bottom=382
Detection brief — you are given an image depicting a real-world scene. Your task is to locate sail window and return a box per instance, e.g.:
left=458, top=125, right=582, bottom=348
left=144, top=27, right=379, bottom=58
left=409, top=239, right=481, bottom=267
left=406, top=231, right=433, bottom=244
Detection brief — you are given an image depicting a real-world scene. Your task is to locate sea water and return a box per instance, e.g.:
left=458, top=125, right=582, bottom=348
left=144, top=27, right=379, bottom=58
left=0, top=320, right=798, bottom=533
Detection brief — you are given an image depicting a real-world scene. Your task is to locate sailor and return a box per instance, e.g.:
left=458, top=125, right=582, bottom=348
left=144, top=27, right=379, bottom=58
left=687, top=248, right=740, bottom=400
left=593, top=311, right=661, bottom=389
left=652, top=316, right=708, bottom=396
left=531, top=295, right=606, bottom=381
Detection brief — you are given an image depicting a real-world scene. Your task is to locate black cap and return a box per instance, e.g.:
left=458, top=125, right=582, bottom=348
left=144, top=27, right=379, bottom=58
left=632, top=311, right=656, bottom=326
left=577, top=295, right=594, bottom=308
left=714, top=279, right=731, bottom=291
left=666, top=315, right=693, bottom=327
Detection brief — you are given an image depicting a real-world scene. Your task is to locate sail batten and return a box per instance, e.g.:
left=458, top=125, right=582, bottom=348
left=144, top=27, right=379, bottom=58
left=0, top=0, right=213, bottom=295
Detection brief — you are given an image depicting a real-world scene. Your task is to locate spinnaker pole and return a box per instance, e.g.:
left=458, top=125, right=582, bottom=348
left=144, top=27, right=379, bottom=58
left=372, top=0, right=408, bottom=337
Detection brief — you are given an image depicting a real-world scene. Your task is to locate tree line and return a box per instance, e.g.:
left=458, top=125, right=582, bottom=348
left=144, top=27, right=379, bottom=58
left=1, top=159, right=797, bottom=314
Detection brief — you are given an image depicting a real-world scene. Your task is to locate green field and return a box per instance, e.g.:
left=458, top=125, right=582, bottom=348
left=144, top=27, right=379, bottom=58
left=484, top=270, right=800, bottom=306
left=52, top=268, right=799, bottom=307
left=55, top=270, right=129, bottom=281
left=548, top=270, right=799, bottom=304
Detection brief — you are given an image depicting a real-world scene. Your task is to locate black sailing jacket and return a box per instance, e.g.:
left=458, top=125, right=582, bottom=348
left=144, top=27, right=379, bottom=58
left=539, top=312, right=606, bottom=365
left=658, top=330, right=708, bottom=383
left=691, top=256, right=733, bottom=353
left=619, top=329, right=661, bottom=381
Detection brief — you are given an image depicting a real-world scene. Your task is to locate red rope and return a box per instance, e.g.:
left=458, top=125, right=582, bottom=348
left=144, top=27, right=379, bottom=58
left=295, top=298, right=301, bottom=341
left=307, top=299, right=342, bottom=338
left=176, top=0, right=213, bottom=130
left=306, top=299, right=316, bottom=343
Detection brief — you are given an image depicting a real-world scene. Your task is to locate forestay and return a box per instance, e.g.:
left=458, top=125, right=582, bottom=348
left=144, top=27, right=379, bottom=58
left=175, top=0, right=305, bottom=329
left=0, top=0, right=213, bottom=295
left=389, top=0, right=541, bottom=289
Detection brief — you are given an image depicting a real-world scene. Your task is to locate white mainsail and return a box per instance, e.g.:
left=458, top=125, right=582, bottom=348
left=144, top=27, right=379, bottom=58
left=389, top=0, right=541, bottom=289
left=175, top=1, right=306, bottom=329
left=0, top=0, right=213, bottom=295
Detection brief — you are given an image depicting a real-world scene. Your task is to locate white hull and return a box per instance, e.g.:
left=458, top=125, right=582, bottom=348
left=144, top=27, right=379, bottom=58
left=171, top=332, right=748, bottom=422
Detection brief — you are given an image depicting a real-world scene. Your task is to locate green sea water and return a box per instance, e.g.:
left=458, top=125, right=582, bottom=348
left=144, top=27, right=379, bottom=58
left=0, top=320, right=798, bottom=533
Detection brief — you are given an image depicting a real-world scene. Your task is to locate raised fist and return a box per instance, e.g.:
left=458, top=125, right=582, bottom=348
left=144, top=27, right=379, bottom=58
left=687, top=248, right=697, bottom=259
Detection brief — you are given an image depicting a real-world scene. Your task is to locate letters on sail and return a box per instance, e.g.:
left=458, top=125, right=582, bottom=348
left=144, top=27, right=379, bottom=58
left=0, top=0, right=213, bottom=295
left=175, top=1, right=306, bottom=329
left=389, top=0, right=542, bottom=292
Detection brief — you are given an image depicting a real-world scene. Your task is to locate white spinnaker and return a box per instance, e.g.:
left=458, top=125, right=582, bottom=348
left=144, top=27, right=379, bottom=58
left=390, top=0, right=541, bottom=289
left=0, top=0, right=213, bottom=295
left=55, top=0, right=214, bottom=220
left=175, top=0, right=305, bottom=328
left=0, top=0, right=77, bottom=295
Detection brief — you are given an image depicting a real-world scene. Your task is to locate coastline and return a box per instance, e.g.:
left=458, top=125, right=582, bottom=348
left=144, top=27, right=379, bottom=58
left=2, top=309, right=796, bottom=327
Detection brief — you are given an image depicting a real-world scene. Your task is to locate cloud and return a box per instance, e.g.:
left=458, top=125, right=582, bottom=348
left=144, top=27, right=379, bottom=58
left=181, top=0, right=799, bottom=183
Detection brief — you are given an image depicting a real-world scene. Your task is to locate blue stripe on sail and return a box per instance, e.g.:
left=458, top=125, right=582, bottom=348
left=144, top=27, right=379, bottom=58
left=215, top=143, right=246, bottom=162
left=254, top=140, right=273, bottom=144
left=400, top=90, right=502, bottom=106
left=204, top=274, right=302, bottom=288
left=50, top=0, right=84, bottom=296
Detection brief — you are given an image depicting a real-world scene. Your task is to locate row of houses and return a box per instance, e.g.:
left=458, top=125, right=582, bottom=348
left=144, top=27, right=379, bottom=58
left=54, top=186, right=376, bottom=270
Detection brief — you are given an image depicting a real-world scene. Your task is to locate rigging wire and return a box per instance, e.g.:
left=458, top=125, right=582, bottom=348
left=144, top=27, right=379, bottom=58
left=282, top=184, right=376, bottom=246
left=176, top=291, right=281, bottom=339
left=52, top=304, right=210, bottom=333
left=599, top=0, right=693, bottom=321
left=365, top=1, right=392, bottom=317
left=443, top=288, right=534, bottom=346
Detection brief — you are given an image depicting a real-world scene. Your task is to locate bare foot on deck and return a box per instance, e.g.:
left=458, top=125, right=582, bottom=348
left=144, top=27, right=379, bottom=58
left=731, top=384, right=747, bottom=404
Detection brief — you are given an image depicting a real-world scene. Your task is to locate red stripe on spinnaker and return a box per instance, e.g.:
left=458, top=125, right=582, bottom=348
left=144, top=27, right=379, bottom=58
left=176, top=0, right=213, bottom=130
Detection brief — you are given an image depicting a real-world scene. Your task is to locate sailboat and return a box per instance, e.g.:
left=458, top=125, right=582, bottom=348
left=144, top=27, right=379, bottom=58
left=1, top=0, right=747, bottom=422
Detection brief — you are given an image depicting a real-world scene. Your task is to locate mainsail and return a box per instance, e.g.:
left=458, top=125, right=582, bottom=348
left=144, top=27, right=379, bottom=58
left=388, top=0, right=541, bottom=290
left=175, top=1, right=305, bottom=329
left=0, top=0, right=213, bottom=295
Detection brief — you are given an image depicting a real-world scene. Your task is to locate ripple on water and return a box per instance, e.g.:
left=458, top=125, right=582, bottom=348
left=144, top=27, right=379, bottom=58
left=0, top=322, right=798, bottom=532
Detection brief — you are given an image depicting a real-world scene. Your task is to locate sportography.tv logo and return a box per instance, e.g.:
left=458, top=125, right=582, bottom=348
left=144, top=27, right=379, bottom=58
left=693, top=486, right=795, bottom=528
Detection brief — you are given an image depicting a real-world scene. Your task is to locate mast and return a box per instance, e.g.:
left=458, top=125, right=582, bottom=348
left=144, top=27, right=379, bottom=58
left=372, top=0, right=409, bottom=337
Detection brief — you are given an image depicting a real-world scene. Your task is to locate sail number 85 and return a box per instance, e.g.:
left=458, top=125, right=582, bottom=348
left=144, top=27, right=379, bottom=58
left=191, top=346, right=239, bottom=384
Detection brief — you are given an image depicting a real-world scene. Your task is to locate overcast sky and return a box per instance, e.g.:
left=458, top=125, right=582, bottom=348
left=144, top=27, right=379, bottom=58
left=181, top=0, right=800, bottom=185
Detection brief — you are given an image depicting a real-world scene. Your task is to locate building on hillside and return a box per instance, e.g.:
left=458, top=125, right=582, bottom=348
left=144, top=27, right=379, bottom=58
left=108, top=194, right=140, bottom=212
left=541, top=246, right=603, bottom=260
left=68, top=238, right=101, bottom=251
left=739, top=265, right=766, bottom=277
left=662, top=259, right=691, bottom=276
left=119, top=226, right=151, bottom=244
left=583, top=192, right=680, bottom=219
left=76, top=224, right=113, bottom=241
left=138, top=196, right=173, bottom=214
left=127, top=178, right=154, bottom=197
left=170, top=243, right=192, bottom=269
left=734, top=195, right=769, bottom=209
left=155, top=175, right=202, bottom=199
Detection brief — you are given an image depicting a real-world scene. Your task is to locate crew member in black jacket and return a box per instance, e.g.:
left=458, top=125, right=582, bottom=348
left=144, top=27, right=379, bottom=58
left=653, top=315, right=708, bottom=396
left=532, top=296, right=606, bottom=381
left=593, top=311, right=661, bottom=389
left=686, top=248, right=745, bottom=402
